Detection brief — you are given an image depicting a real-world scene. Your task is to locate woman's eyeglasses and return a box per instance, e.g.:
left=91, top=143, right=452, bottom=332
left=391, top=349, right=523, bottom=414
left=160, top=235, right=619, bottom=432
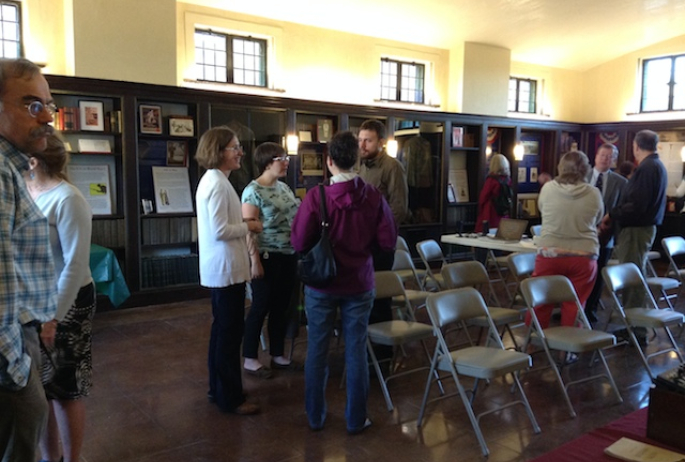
left=272, top=156, right=290, bottom=162
left=224, top=144, right=242, bottom=152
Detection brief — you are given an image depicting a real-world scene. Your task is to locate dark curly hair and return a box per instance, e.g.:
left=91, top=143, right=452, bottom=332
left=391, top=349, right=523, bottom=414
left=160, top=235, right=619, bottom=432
left=327, top=131, right=358, bottom=170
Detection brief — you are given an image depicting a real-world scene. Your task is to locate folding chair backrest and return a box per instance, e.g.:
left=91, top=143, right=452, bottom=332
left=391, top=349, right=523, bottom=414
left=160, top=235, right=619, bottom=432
left=441, top=260, right=489, bottom=288
left=602, top=262, right=645, bottom=293
left=416, top=240, right=446, bottom=268
left=662, top=236, right=685, bottom=259
left=374, top=270, right=406, bottom=300
left=507, top=252, right=536, bottom=280
left=392, top=248, right=416, bottom=272
left=602, top=262, right=658, bottom=310
left=396, top=235, right=410, bottom=253
left=426, top=287, right=490, bottom=328
left=520, top=275, right=578, bottom=308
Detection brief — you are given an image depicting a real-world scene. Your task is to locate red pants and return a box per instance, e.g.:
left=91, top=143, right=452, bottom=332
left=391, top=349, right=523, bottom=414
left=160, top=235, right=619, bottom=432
left=525, top=255, right=597, bottom=328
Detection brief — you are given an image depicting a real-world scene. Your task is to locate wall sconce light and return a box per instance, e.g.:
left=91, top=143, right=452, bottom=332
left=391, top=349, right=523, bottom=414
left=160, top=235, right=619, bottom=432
left=680, top=145, right=685, bottom=163
left=286, top=134, right=299, bottom=155
left=386, top=139, right=398, bottom=158
left=485, top=145, right=492, bottom=157
left=513, top=143, right=525, bottom=161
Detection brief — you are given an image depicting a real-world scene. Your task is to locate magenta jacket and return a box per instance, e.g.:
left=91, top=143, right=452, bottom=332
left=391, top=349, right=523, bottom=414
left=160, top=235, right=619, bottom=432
left=291, top=176, right=397, bottom=295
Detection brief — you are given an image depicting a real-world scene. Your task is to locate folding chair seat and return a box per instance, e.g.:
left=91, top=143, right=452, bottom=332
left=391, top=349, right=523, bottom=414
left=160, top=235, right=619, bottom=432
left=417, top=287, right=540, bottom=457
left=520, top=275, right=623, bottom=417
left=415, top=239, right=446, bottom=290
left=602, top=262, right=685, bottom=380
left=391, top=249, right=431, bottom=309
left=366, top=271, right=437, bottom=412
left=441, top=261, right=522, bottom=350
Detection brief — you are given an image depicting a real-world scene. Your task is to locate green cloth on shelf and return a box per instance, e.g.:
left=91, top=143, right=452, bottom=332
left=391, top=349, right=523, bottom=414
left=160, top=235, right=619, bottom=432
left=90, top=244, right=130, bottom=307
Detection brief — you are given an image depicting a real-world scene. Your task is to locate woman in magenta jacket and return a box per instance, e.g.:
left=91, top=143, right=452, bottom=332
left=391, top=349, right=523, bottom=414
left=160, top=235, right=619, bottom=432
left=291, top=131, right=397, bottom=435
left=475, top=153, right=511, bottom=234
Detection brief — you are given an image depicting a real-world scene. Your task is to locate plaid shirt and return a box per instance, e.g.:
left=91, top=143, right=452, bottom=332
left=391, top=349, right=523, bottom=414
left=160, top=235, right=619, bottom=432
left=0, top=137, right=57, bottom=389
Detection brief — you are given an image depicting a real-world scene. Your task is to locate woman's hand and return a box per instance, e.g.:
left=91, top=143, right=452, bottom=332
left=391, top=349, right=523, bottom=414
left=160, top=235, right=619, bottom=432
left=40, top=319, right=57, bottom=348
left=250, top=256, right=264, bottom=279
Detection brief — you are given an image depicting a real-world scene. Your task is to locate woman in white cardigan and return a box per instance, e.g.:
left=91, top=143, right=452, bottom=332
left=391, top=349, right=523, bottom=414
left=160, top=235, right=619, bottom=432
left=195, top=126, right=263, bottom=415
left=29, top=135, right=95, bottom=462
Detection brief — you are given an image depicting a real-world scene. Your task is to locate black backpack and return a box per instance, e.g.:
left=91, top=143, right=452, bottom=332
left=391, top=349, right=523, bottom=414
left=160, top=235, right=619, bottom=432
left=493, top=179, right=513, bottom=216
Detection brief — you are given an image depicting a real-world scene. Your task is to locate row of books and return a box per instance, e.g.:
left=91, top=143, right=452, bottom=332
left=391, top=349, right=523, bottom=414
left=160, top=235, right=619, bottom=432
left=141, top=254, right=199, bottom=288
left=92, top=219, right=126, bottom=248
left=141, top=216, right=197, bottom=245
left=53, top=108, right=122, bottom=133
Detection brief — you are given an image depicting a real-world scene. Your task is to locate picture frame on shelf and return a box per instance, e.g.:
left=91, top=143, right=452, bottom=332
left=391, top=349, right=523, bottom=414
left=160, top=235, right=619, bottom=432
left=300, top=148, right=322, bottom=176
left=447, top=183, right=457, bottom=204
left=79, top=100, right=104, bottom=132
left=168, top=116, right=194, bottom=137
left=140, top=105, right=162, bottom=134
left=299, top=131, right=312, bottom=142
left=166, top=140, right=188, bottom=167
left=452, top=127, right=464, bottom=147
left=317, top=119, right=333, bottom=142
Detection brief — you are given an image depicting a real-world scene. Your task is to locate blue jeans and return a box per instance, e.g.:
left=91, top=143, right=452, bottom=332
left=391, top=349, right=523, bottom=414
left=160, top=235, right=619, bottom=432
left=304, top=286, right=374, bottom=432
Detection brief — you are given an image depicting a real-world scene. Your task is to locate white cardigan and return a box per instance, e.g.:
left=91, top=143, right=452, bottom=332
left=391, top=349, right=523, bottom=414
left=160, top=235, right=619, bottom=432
left=195, top=169, right=250, bottom=288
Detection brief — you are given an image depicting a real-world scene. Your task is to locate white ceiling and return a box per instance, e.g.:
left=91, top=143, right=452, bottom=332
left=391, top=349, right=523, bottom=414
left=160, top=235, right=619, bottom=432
left=183, top=0, right=685, bottom=71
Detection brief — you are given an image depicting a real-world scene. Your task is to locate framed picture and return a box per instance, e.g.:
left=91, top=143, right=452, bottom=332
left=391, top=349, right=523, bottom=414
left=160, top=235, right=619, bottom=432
left=169, top=116, right=194, bottom=137
left=140, top=105, right=162, bottom=134
left=452, top=127, right=464, bottom=147
left=166, top=140, right=188, bottom=167
left=300, top=148, right=322, bottom=176
left=447, top=183, right=457, bottom=203
left=317, top=119, right=333, bottom=142
left=79, top=100, right=104, bottom=132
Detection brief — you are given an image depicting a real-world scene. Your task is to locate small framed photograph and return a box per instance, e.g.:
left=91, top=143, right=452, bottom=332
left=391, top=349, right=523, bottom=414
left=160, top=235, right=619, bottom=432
left=79, top=100, right=104, bottom=132
left=140, top=105, right=162, bottom=134
left=300, top=148, right=322, bottom=176
left=447, top=183, right=457, bottom=204
left=299, top=131, right=312, bottom=142
left=168, top=116, right=194, bottom=137
left=452, top=127, right=464, bottom=147
left=166, top=140, right=188, bottom=167
left=317, top=119, right=333, bottom=143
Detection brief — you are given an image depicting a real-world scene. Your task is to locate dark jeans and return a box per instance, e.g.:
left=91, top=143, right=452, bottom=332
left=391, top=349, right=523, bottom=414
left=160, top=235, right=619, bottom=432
left=243, top=253, right=297, bottom=359
left=209, top=283, right=246, bottom=412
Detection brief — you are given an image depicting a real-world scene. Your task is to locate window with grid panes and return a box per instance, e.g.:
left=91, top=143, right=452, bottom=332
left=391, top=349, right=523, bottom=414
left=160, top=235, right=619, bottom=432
left=380, top=58, right=425, bottom=104
left=640, top=54, right=685, bottom=112
left=508, top=77, right=537, bottom=113
left=0, top=1, right=21, bottom=58
left=195, top=30, right=267, bottom=87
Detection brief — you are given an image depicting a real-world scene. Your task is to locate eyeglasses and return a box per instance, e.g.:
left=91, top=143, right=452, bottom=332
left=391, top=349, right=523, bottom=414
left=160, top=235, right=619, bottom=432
left=224, top=144, right=242, bottom=152
left=25, top=100, right=57, bottom=118
left=272, top=156, right=290, bottom=162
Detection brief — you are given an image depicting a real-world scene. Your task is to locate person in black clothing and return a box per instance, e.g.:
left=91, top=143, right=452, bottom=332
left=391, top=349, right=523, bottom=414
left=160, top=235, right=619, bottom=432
left=584, top=144, right=627, bottom=322
left=601, top=130, right=667, bottom=308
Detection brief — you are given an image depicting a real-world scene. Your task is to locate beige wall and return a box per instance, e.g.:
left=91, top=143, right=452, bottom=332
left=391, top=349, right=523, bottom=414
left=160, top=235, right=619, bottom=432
left=462, top=42, right=510, bottom=116
left=71, top=0, right=177, bottom=85
left=582, top=34, right=685, bottom=123
left=510, top=61, right=585, bottom=123
left=177, top=4, right=450, bottom=109
left=17, top=2, right=685, bottom=124
left=23, top=0, right=68, bottom=74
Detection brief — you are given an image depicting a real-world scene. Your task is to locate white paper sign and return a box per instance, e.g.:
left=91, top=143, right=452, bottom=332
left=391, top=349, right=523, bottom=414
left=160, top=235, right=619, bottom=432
left=67, top=164, right=113, bottom=215
left=151, top=166, right=193, bottom=214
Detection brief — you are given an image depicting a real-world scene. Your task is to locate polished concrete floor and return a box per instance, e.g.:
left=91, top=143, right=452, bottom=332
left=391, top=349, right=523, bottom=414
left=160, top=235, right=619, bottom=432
left=78, top=270, right=684, bottom=462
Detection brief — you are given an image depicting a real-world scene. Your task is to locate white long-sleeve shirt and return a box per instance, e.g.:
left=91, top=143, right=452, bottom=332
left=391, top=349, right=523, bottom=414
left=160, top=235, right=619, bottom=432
left=34, top=181, right=93, bottom=321
left=196, top=169, right=250, bottom=288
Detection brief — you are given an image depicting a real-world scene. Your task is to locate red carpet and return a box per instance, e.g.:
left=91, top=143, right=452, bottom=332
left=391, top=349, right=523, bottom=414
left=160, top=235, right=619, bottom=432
left=531, top=407, right=661, bottom=462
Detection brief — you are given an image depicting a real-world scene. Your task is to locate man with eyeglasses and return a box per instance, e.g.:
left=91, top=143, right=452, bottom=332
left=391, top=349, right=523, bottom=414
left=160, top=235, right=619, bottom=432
left=0, top=58, right=58, bottom=462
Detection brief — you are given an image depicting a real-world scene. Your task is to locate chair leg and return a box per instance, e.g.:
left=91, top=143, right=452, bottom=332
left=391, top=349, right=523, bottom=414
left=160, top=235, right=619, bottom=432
left=453, top=369, right=490, bottom=457
left=596, top=349, right=623, bottom=404
left=541, top=342, right=577, bottom=418
left=512, top=371, right=541, bottom=434
left=417, top=348, right=441, bottom=427
left=367, top=338, right=394, bottom=412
